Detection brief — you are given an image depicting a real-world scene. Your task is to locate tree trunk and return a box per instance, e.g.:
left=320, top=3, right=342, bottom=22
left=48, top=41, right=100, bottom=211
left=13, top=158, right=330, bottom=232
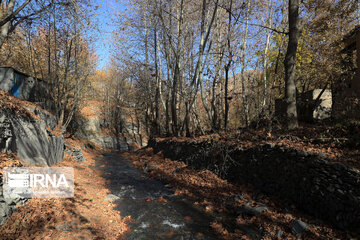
left=224, top=63, right=230, bottom=131
left=262, top=0, right=273, bottom=109
left=240, top=0, right=251, bottom=127
left=0, top=22, right=10, bottom=49
left=198, top=0, right=219, bottom=129
left=0, top=0, right=21, bottom=48
left=154, top=26, right=160, bottom=135
left=284, top=0, right=301, bottom=129
left=180, top=0, right=219, bottom=133
left=224, top=0, right=233, bottom=131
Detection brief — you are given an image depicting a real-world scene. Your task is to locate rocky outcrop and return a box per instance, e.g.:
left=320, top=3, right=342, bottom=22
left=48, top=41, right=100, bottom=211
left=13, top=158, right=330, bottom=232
left=91, top=136, right=133, bottom=151
left=76, top=131, right=141, bottom=151
left=64, top=143, right=86, bottom=162
left=74, top=115, right=146, bottom=151
left=0, top=182, right=28, bottom=225
left=0, top=153, right=27, bottom=226
left=69, top=100, right=148, bottom=150
left=0, top=91, right=64, bottom=226
left=0, top=107, right=64, bottom=166
left=148, top=139, right=360, bottom=231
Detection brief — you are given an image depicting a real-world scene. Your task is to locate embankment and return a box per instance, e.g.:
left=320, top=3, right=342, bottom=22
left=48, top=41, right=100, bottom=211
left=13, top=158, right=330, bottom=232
left=148, top=138, right=360, bottom=231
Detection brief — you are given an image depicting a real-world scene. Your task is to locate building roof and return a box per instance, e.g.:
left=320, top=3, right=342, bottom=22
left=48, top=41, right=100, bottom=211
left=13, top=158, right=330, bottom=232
left=341, top=25, right=360, bottom=51
left=343, top=25, right=360, bottom=42
left=0, top=66, right=44, bottom=82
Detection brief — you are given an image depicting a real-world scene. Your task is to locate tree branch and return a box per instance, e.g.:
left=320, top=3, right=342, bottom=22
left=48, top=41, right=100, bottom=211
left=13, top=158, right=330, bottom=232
left=0, top=0, right=32, bottom=27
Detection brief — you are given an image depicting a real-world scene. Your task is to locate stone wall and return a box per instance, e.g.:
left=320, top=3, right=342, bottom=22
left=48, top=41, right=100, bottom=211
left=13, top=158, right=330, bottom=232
left=0, top=68, right=14, bottom=93
left=148, top=139, right=360, bottom=231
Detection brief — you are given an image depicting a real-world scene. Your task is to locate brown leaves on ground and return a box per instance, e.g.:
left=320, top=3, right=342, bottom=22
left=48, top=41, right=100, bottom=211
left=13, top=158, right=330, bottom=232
left=0, top=90, right=40, bottom=120
left=0, top=153, right=23, bottom=179
left=121, top=148, right=357, bottom=240
left=0, top=90, right=64, bottom=137
left=79, top=100, right=104, bottom=120
left=1, top=139, right=128, bottom=240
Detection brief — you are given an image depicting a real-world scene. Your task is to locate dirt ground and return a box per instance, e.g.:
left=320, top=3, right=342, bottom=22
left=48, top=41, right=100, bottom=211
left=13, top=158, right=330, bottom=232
left=0, top=139, right=128, bottom=240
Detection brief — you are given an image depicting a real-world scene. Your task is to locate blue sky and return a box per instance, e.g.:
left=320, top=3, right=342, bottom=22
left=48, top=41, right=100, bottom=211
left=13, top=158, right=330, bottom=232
left=93, top=0, right=127, bottom=69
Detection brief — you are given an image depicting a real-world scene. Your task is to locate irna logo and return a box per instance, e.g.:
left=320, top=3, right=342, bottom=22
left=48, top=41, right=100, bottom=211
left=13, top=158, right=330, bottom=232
left=3, top=167, right=74, bottom=198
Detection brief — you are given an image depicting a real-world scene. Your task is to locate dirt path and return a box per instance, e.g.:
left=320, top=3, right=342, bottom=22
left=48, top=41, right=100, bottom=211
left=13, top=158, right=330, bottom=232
left=1, top=146, right=223, bottom=240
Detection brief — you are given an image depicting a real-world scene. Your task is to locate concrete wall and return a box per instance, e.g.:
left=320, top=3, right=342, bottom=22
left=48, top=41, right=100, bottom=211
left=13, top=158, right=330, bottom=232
left=312, top=89, right=332, bottom=119
left=298, top=89, right=332, bottom=121
left=275, top=89, right=332, bottom=122
left=0, top=67, right=44, bottom=101
left=0, top=68, right=14, bottom=93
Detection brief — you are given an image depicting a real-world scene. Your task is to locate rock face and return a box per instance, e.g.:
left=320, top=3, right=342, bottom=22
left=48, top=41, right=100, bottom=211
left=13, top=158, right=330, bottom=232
left=76, top=130, right=140, bottom=151
left=74, top=115, right=147, bottom=151
left=0, top=182, right=28, bottom=225
left=65, top=144, right=86, bottom=162
left=0, top=107, right=64, bottom=166
left=0, top=92, right=64, bottom=226
left=149, top=139, right=360, bottom=231
left=69, top=100, right=148, bottom=151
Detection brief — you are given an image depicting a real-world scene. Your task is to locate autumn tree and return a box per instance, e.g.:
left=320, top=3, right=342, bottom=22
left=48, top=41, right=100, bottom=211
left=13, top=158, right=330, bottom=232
left=106, top=0, right=359, bottom=136
left=0, top=0, right=70, bottom=49
left=0, top=0, right=98, bottom=129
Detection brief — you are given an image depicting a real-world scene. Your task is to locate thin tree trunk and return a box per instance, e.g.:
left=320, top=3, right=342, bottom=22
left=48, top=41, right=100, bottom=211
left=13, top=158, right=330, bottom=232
left=224, top=63, right=230, bottom=131
left=211, top=8, right=224, bottom=130
left=180, top=0, right=219, bottom=132
left=262, top=0, right=273, bottom=109
left=0, top=0, right=16, bottom=49
left=154, top=25, right=160, bottom=135
left=224, top=0, right=233, bottom=131
left=240, top=0, right=251, bottom=127
left=197, top=0, right=219, bottom=129
left=165, top=92, right=171, bottom=135
left=199, top=41, right=214, bottom=127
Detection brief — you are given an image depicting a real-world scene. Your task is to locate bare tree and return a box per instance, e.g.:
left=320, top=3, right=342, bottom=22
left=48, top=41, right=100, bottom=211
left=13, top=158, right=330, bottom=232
left=0, top=0, right=55, bottom=49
